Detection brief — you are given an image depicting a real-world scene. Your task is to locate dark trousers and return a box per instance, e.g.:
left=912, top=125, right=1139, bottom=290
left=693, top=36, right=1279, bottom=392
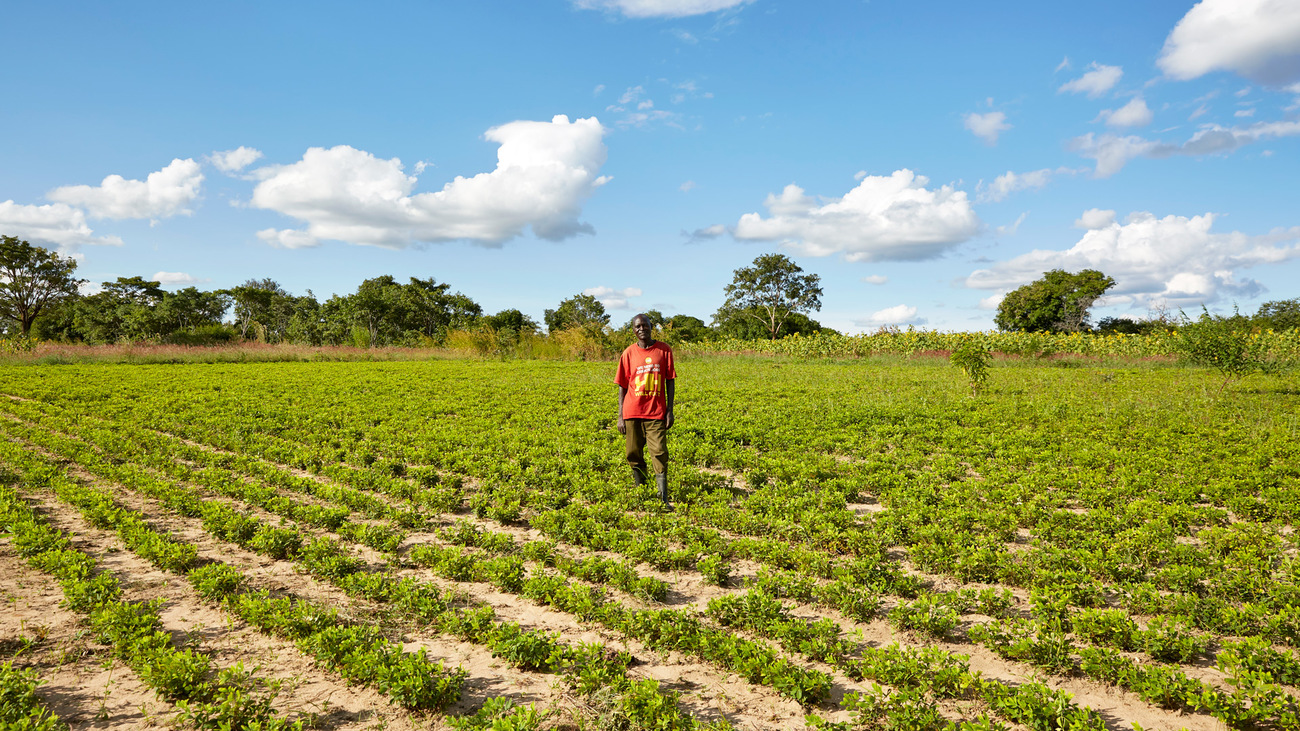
left=625, top=418, right=668, bottom=477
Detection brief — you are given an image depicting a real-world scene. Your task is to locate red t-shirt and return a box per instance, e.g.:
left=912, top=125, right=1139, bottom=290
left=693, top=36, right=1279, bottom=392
left=616, top=341, right=676, bottom=420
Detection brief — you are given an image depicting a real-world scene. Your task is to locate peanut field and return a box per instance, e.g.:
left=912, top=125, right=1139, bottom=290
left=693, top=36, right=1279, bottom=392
left=1, top=357, right=1298, bottom=731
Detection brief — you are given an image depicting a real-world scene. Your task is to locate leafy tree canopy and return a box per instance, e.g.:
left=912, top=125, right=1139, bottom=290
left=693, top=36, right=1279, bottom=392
left=1255, top=297, right=1300, bottom=331
left=0, top=235, right=84, bottom=335
left=717, top=253, right=822, bottom=340
left=994, top=269, right=1115, bottom=333
left=544, top=293, right=609, bottom=333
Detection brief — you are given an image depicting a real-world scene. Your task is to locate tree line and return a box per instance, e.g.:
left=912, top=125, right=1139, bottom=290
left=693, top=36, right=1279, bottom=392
left=3, top=235, right=1294, bottom=346
left=0, top=236, right=831, bottom=346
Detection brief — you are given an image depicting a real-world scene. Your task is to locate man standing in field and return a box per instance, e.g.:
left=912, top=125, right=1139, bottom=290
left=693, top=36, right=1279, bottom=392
left=616, top=313, right=676, bottom=505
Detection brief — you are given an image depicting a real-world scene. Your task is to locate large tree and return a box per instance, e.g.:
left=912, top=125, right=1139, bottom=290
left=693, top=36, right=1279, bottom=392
left=994, top=269, right=1116, bottom=333
left=716, top=253, right=823, bottom=340
left=544, top=293, right=609, bottom=334
left=0, top=236, right=84, bottom=335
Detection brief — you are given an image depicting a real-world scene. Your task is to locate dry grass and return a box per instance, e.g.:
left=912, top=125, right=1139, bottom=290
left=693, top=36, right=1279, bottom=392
left=0, top=341, right=458, bottom=366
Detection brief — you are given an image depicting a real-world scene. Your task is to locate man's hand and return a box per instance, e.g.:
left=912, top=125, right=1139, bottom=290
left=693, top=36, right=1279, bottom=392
left=617, top=417, right=626, bottom=434
left=665, top=411, right=674, bottom=430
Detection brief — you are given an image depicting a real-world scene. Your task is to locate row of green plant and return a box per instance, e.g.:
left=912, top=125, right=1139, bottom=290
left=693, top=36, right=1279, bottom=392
left=0, top=463, right=303, bottom=729
left=0, top=661, right=67, bottom=731
left=4, top=358, right=1299, bottom=730
left=0, top=439, right=467, bottom=712
left=1, top=423, right=726, bottom=729
left=12, top=361, right=1300, bottom=671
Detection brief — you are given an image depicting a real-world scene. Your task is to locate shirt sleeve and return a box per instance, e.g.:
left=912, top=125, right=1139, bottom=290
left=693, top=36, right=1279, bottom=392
left=664, top=345, right=676, bottom=380
left=614, top=350, right=630, bottom=387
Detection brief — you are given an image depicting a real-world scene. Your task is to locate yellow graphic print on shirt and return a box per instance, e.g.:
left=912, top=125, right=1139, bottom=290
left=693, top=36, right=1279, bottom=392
left=632, top=355, right=663, bottom=396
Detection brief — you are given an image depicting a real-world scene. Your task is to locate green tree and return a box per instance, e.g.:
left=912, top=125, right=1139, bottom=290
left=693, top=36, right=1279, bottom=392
left=711, top=308, right=827, bottom=339
left=994, top=269, right=1116, bottom=333
left=0, top=235, right=84, bottom=335
left=483, top=309, right=539, bottom=334
left=544, top=294, right=609, bottom=333
left=71, top=276, right=166, bottom=343
left=663, top=314, right=710, bottom=343
left=1254, top=297, right=1300, bottom=331
left=716, top=253, right=823, bottom=340
left=224, top=279, right=295, bottom=341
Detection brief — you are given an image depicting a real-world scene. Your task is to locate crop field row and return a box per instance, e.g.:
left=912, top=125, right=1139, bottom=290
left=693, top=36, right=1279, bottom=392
left=0, top=357, right=1298, bottom=730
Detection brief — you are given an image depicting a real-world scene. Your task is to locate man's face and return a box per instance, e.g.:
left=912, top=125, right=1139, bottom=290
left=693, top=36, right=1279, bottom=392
left=633, top=317, right=652, bottom=341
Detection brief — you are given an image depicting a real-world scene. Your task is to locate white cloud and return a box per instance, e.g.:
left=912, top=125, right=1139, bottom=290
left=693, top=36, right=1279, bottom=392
left=1098, top=97, right=1153, bottom=128
left=734, top=170, right=980, bottom=262
left=1189, top=104, right=1209, bottom=120
left=1074, top=117, right=1300, bottom=176
left=1070, top=133, right=1159, bottom=177
left=0, top=200, right=123, bottom=249
left=1075, top=208, right=1117, bottom=229
left=977, top=168, right=1057, bottom=203
left=1235, top=108, right=1256, bottom=118
left=861, top=275, right=888, bottom=285
left=593, top=84, right=606, bottom=95
left=256, top=228, right=321, bottom=249
left=966, top=210, right=1300, bottom=307
left=858, top=304, right=924, bottom=327
left=1158, top=0, right=1300, bottom=85
left=1236, top=86, right=1253, bottom=97
left=996, top=212, right=1028, bottom=236
left=978, top=293, right=1006, bottom=310
left=208, top=147, right=264, bottom=174
left=583, top=285, right=643, bottom=309
left=1055, top=56, right=1072, bottom=73
left=680, top=180, right=696, bottom=192
left=47, top=158, right=203, bottom=221
left=1058, top=63, right=1123, bottom=98
left=963, top=111, right=1011, bottom=145
left=250, top=115, right=608, bottom=249
left=573, top=0, right=753, bottom=18
left=152, top=271, right=209, bottom=286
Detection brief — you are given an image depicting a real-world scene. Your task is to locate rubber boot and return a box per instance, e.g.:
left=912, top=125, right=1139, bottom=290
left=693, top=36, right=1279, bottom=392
left=655, top=473, right=670, bottom=507
left=632, top=469, right=646, bottom=487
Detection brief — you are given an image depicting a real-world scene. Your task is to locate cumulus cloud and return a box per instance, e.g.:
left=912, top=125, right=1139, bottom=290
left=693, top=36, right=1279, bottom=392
left=573, top=0, right=753, bottom=18
left=862, top=275, right=888, bottom=285
left=1073, top=118, right=1300, bottom=176
left=250, top=115, right=608, bottom=249
left=1058, top=63, right=1123, bottom=98
left=208, top=147, right=264, bottom=174
left=966, top=210, right=1300, bottom=307
left=857, top=304, right=925, bottom=327
left=963, top=111, right=1011, bottom=145
left=152, top=271, right=209, bottom=286
left=733, top=169, right=981, bottom=262
left=583, top=285, right=643, bottom=309
left=0, top=201, right=123, bottom=249
left=1158, top=0, right=1300, bottom=85
left=1075, top=208, right=1117, bottom=229
left=976, top=168, right=1078, bottom=203
left=47, top=158, right=204, bottom=221
left=1098, top=97, right=1153, bottom=128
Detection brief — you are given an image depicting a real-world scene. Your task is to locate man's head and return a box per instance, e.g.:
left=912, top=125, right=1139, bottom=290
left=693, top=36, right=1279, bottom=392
left=632, top=314, right=653, bottom=345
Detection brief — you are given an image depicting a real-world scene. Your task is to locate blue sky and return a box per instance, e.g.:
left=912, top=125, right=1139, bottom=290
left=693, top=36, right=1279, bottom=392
left=3, top=0, right=1299, bottom=332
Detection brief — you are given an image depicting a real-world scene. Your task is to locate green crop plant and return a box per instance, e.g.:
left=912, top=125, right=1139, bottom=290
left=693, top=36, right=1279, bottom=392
left=950, top=339, right=992, bottom=397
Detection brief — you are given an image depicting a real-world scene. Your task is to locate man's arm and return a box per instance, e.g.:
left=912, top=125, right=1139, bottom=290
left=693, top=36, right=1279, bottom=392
left=665, top=379, right=675, bottom=430
left=616, top=385, right=628, bottom=434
